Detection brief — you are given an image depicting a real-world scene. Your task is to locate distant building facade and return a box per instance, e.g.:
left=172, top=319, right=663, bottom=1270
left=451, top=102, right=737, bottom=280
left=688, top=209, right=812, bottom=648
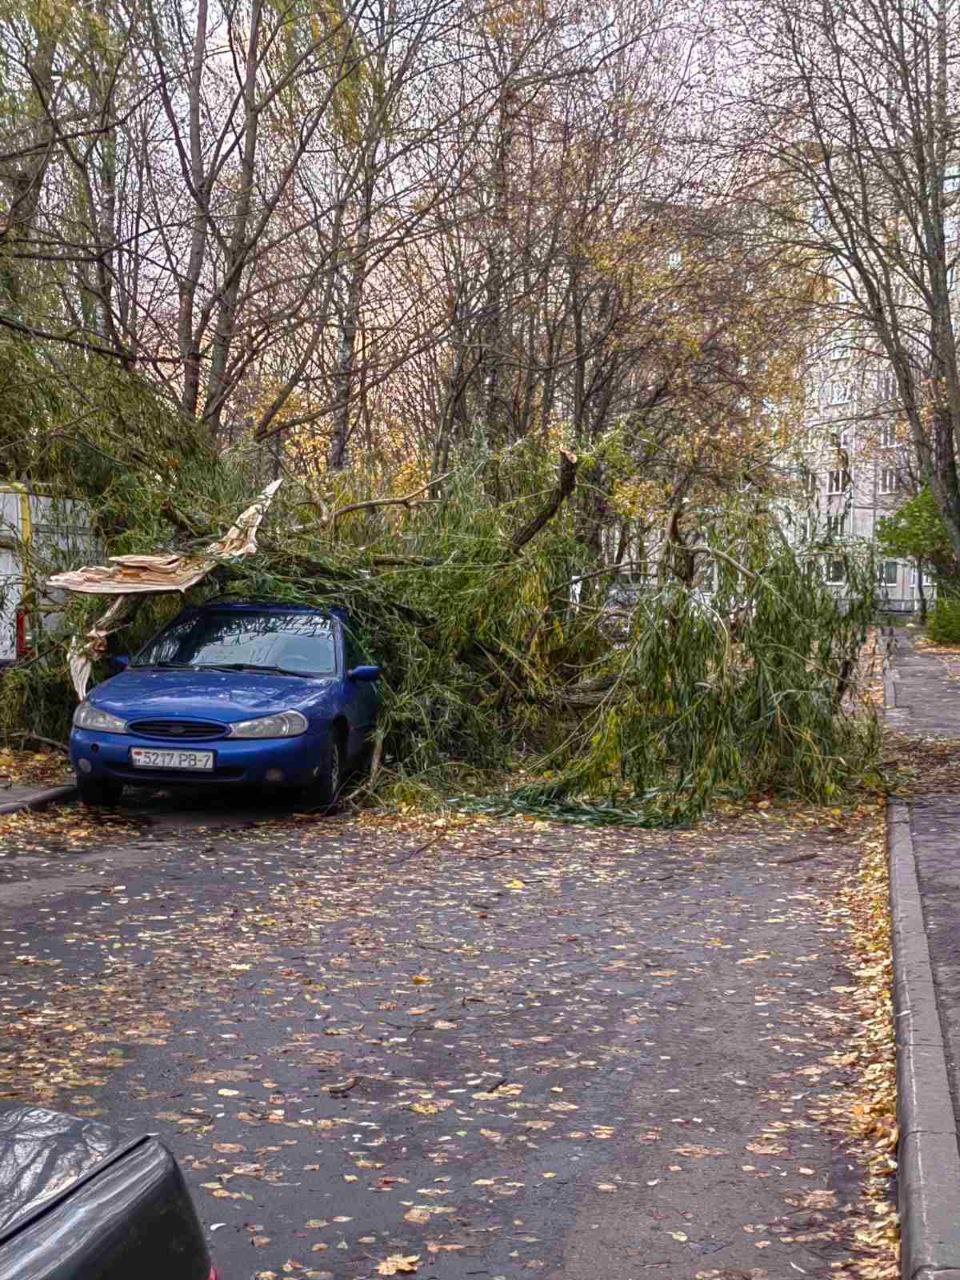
left=798, top=332, right=930, bottom=613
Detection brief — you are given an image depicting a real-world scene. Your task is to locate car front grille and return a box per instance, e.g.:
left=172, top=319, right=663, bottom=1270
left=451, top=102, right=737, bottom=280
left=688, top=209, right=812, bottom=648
left=127, top=718, right=227, bottom=740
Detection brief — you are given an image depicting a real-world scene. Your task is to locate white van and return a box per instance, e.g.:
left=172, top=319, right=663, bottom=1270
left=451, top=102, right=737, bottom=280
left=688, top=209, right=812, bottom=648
left=0, top=485, right=94, bottom=665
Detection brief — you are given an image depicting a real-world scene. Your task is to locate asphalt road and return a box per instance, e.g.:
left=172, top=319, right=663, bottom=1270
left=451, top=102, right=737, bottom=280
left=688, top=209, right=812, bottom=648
left=0, top=793, right=883, bottom=1280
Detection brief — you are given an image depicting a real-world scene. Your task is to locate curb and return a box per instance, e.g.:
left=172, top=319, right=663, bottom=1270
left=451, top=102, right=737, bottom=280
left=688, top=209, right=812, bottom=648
left=882, top=625, right=898, bottom=710
left=0, top=783, right=77, bottom=816
left=886, top=671, right=898, bottom=710
left=889, top=801, right=960, bottom=1280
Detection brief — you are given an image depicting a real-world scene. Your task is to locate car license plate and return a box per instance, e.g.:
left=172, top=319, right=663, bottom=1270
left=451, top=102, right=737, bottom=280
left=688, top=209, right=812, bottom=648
left=130, top=747, right=215, bottom=771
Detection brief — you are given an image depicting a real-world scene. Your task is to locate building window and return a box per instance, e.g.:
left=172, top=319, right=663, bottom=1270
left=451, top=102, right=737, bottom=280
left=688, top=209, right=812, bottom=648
left=828, top=468, right=851, bottom=494
left=833, top=427, right=852, bottom=451
left=880, top=370, right=897, bottom=402
left=879, top=467, right=898, bottom=494
left=879, top=422, right=896, bottom=447
left=802, top=469, right=818, bottom=497
left=879, top=559, right=899, bottom=586
left=825, top=557, right=846, bottom=584
left=826, top=379, right=850, bottom=405
left=826, top=511, right=847, bottom=538
left=667, top=250, right=681, bottom=269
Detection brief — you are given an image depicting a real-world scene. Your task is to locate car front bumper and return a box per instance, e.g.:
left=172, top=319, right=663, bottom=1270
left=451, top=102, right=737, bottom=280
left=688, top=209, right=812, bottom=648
left=70, top=727, right=324, bottom=788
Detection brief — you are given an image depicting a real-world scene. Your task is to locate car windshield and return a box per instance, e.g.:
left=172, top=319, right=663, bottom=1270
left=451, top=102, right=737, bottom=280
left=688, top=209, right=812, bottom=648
left=133, top=610, right=338, bottom=677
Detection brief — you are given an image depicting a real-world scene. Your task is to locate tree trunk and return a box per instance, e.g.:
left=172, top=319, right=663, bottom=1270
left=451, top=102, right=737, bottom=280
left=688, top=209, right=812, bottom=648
left=202, top=0, right=262, bottom=439
left=0, top=30, right=57, bottom=307
left=178, top=0, right=210, bottom=418
left=328, top=171, right=374, bottom=471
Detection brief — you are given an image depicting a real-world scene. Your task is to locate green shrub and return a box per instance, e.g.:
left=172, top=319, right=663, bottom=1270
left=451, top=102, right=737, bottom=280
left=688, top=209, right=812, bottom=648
left=928, top=596, right=960, bottom=645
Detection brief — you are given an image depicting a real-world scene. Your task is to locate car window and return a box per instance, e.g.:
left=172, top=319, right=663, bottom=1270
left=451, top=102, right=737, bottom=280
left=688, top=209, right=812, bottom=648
left=133, top=610, right=338, bottom=676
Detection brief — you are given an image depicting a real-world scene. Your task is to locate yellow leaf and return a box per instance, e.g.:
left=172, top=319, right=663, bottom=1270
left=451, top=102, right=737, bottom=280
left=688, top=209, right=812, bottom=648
left=377, top=1255, right=420, bottom=1275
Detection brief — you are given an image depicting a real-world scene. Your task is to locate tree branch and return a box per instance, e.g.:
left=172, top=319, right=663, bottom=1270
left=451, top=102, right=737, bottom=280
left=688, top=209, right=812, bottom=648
left=509, top=449, right=578, bottom=553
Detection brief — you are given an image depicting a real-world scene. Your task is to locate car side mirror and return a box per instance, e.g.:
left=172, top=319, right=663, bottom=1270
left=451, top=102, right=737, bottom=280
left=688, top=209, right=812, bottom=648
left=109, top=654, right=130, bottom=672
left=347, top=664, right=381, bottom=682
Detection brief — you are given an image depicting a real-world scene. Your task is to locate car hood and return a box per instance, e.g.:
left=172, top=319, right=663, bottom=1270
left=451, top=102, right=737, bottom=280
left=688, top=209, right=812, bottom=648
left=89, top=667, right=333, bottom=723
left=0, top=1104, right=123, bottom=1239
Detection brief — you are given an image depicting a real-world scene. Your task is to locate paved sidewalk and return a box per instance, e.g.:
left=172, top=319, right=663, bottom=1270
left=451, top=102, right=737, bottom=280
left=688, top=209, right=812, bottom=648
left=886, top=630, right=960, bottom=1280
left=886, top=631, right=960, bottom=738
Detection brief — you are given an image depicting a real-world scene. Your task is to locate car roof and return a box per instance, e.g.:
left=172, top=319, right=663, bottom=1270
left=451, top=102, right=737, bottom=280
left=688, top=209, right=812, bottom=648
left=0, top=1104, right=128, bottom=1241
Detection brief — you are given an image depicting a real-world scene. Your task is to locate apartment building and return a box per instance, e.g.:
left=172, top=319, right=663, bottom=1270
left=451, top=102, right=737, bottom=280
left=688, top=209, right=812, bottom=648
left=799, top=335, right=929, bottom=612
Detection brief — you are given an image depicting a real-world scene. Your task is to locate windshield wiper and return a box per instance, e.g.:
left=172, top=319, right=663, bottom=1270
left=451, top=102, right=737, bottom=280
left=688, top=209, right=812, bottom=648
left=193, top=662, right=313, bottom=678
left=134, top=661, right=197, bottom=670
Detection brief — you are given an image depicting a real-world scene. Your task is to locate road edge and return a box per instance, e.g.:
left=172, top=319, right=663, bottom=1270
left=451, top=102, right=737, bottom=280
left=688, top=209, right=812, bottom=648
left=889, top=800, right=960, bottom=1280
left=0, top=783, right=77, bottom=816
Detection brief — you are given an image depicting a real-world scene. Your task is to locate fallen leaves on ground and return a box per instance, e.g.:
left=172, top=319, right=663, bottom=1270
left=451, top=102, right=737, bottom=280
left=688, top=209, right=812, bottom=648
left=376, top=1254, right=420, bottom=1275
left=0, top=746, right=71, bottom=788
left=0, top=799, right=900, bottom=1278
left=0, top=804, right=139, bottom=852
left=885, top=729, right=960, bottom=797
left=831, top=806, right=898, bottom=1278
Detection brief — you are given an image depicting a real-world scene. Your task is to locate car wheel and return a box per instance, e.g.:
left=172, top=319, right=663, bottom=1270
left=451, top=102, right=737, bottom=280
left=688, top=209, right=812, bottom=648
left=312, top=732, right=344, bottom=812
left=77, top=777, right=124, bottom=807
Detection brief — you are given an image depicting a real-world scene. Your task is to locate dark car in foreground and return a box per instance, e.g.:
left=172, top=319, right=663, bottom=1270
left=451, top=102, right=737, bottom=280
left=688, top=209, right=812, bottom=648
left=0, top=1103, right=216, bottom=1279
left=69, top=600, right=381, bottom=806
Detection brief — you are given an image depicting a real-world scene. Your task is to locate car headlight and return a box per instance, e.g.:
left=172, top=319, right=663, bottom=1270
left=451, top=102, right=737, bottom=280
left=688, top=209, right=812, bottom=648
left=227, top=710, right=308, bottom=739
left=72, top=702, right=128, bottom=734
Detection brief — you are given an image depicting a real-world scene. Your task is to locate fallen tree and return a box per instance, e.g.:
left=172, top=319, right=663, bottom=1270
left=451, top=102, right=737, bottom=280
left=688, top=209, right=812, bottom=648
left=1, top=441, right=880, bottom=825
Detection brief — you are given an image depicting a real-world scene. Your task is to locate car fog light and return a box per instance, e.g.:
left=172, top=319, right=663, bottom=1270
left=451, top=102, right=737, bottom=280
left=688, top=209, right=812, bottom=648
left=78, top=758, right=93, bottom=774
left=265, top=768, right=285, bottom=783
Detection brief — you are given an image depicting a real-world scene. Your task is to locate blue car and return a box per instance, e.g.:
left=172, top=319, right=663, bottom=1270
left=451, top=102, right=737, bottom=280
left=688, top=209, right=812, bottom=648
left=69, top=600, right=381, bottom=807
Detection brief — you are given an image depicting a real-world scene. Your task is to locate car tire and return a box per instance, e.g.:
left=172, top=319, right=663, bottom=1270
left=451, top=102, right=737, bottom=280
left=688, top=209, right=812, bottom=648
left=77, top=777, right=124, bottom=807
left=311, top=732, right=344, bottom=812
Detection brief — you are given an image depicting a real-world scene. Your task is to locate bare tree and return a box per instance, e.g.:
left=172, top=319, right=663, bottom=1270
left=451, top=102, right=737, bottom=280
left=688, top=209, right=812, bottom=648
left=734, top=0, right=960, bottom=563
left=0, top=0, right=813, bottom=531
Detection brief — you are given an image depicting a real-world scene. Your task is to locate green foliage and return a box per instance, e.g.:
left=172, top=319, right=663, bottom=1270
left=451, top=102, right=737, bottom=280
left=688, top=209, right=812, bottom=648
left=479, top=535, right=879, bottom=825
left=0, top=332, right=214, bottom=497
left=928, top=596, right=960, bottom=646
left=876, top=487, right=957, bottom=581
